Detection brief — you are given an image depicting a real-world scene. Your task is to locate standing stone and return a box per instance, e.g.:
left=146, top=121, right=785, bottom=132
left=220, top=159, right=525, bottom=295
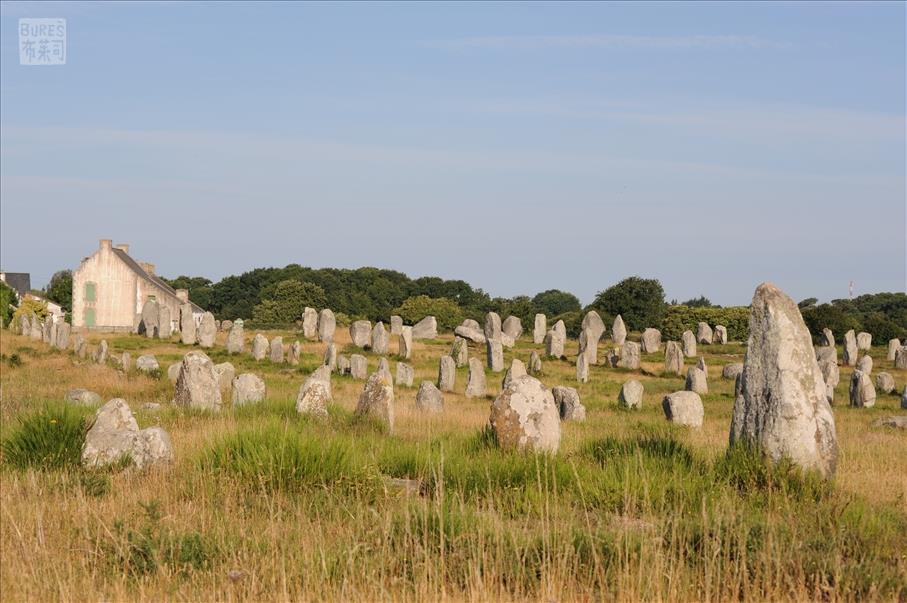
left=730, top=283, right=837, bottom=479
left=296, top=366, right=332, bottom=418
left=618, top=380, right=644, bottom=409
left=575, top=353, right=589, bottom=383
left=843, top=330, right=858, bottom=366
left=82, top=399, right=174, bottom=470
left=232, top=373, right=266, bottom=406
left=167, top=362, right=182, bottom=383
left=502, top=359, right=527, bottom=389
left=288, top=341, right=301, bottom=366
left=213, top=362, right=236, bottom=391
left=136, top=354, right=159, bottom=374
left=390, top=315, right=403, bottom=335
left=544, top=331, right=565, bottom=359
left=377, top=357, right=391, bottom=381
left=902, top=385, right=907, bottom=410
left=395, top=362, right=414, bottom=387
left=323, top=343, right=337, bottom=371
left=221, top=319, right=233, bottom=332
left=197, top=312, right=216, bottom=348
left=816, top=346, right=837, bottom=365
left=349, top=354, right=368, bottom=380
left=371, top=322, right=389, bottom=355
left=578, top=328, right=598, bottom=365
left=581, top=311, right=606, bottom=343
left=465, top=357, right=486, bottom=398
left=337, top=355, right=351, bottom=375
left=489, top=375, right=561, bottom=453
left=612, top=315, right=627, bottom=345
left=48, top=320, right=58, bottom=348
left=28, top=315, right=42, bottom=340
left=856, top=355, right=873, bottom=374
left=302, top=307, right=318, bottom=339
left=681, top=330, right=697, bottom=357
left=713, top=325, right=728, bottom=345
left=553, top=320, right=567, bottom=342
left=158, top=306, right=172, bottom=339
left=723, top=363, right=744, bottom=380
left=896, top=346, right=907, bottom=370
left=486, top=338, right=504, bottom=372
left=66, top=389, right=102, bottom=406
left=416, top=381, right=444, bottom=413
left=41, top=317, right=52, bottom=343
left=455, top=321, right=485, bottom=344
left=528, top=350, right=542, bottom=375
left=819, top=359, right=839, bottom=404
left=875, top=372, right=895, bottom=394
left=618, top=342, right=641, bottom=370
left=226, top=319, right=245, bottom=354
left=118, top=352, right=132, bottom=372
left=317, top=309, right=336, bottom=342
left=412, top=316, right=438, bottom=339
left=355, top=371, right=395, bottom=431
left=179, top=303, right=196, bottom=345
left=696, top=322, right=713, bottom=344
left=822, top=328, right=835, bottom=347
left=269, top=336, right=285, bottom=363
left=350, top=320, right=371, bottom=348
left=662, top=391, right=704, bottom=427
left=664, top=341, right=684, bottom=375
left=696, top=355, right=707, bottom=374
left=141, top=299, right=160, bottom=338
left=849, top=370, right=876, bottom=408
left=451, top=337, right=468, bottom=367
left=251, top=334, right=268, bottom=361
left=533, top=314, right=547, bottom=344
left=398, top=326, right=413, bottom=360
left=54, top=322, right=71, bottom=350
left=685, top=367, right=708, bottom=394
left=174, top=351, right=222, bottom=410
left=888, top=339, right=901, bottom=361
left=95, top=340, right=109, bottom=364
left=553, top=386, right=586, bottom=421
left=640, top=328, right=662, bottom=353
left=484, top=312, right=502, bottom=341
left=856, top=332, right=872, bottom=350
left=74, top=335, right=87, bottom=359
left=502, top=316, right=523, bottom=340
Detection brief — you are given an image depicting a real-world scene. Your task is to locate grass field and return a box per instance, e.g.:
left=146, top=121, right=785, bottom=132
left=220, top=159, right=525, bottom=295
left=1, top=325, right=906, bottom=601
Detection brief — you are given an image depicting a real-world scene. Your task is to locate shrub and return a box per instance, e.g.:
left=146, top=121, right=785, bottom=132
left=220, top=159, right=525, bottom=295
left=800, top=304, right=861, bottom=344
left=661, top=305, right=750, bottom=341
left=0, top=280, right=16, bottom=327
left=12, top=298, right=48, bottom=325
left=531, top=289, right=581, bottom=317
left=393, top=295, right=464, bottom=331
left=549, top=310, right=583, bottom=339
left=590, top=277, right=667, bottom=332
left=2, top=404, right=88, bottom=470
left=251, top=279, right=327, bottom=325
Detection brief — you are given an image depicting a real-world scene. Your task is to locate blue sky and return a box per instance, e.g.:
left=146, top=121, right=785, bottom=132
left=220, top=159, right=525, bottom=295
left=1, top=1, right=904, bottom=305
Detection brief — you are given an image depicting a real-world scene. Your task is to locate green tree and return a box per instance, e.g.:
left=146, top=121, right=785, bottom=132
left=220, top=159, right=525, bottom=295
left=44, top=270, right=73, bottom=313
left=681, top=295, right=713, bottom=308
left=0, top=280, right=16, bottom=327
left=393, top=295, right=464, bottom=331
left=251, top=280, right=327, bottom=325
left=12, top=299, right=48, bottom=325
left=531, top=289, right=581, bottom=317
left=590, top=277, right=667, bottom=332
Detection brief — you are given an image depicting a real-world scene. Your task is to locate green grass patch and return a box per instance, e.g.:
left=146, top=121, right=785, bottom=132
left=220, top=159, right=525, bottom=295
left=1, top=404, right=89, bottom=470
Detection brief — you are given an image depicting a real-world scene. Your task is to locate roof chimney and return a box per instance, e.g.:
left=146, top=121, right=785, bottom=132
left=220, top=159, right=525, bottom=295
left=176, top=289, right=189, bottom=303
left=139, top=262, right=156, bottom=275
left=99, top=239, right=112, bottom=250
left=114, top=243, right=130, bottom=255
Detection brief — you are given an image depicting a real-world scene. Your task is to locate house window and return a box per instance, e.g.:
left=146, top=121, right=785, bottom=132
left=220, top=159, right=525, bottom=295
left=85, top=282, right=96, bottom=302
left=84, top=308, right=95, bottom=327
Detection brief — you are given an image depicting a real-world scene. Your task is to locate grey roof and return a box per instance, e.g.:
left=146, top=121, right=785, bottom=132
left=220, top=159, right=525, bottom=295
left=1, top=272, right=31, bottom=297
left=111, top=248, right=204, bottom=313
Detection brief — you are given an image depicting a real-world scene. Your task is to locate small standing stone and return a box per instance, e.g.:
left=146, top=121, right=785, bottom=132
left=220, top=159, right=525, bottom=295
left=856, top=332, right=872, bottom=350
left=232, top=373, right=266, bottom=406
left=612, top=315, right=627, bottom=345
left=581, top=311, right=606, bottom=343
left=888, top=339, right=902, bottom=361
left=323, top=343, right=337, bottom=371
left=618, top=380, right=644, bottom=409
left=337, top=355, right=351, bottom=375
left=269, top=336, right=285, bottom=363
left=528, top=350, right=542, bottom=375
left=722, top=363, right=743, bottom=380
left=136, top=354, right=159, bottom=374
left=486, top=338, right=504, bottom=372
left=226, top=319, right=245, bottom=354
left=896, top=346, right=907, bottom=370
left=355, top=371, right=395, bottom=430
left=180, top=303, right=196, bottom=345
left=350, top=320, right=371, bottom=348
left=302, top=307, right=318, bottom=339
left=465, top=357, right=486, bottom=398
left=662, top=391, right=704, bottom=427
left=575, top=353, right=589, bottom=383
left=416, top=381, right=444, bottom=413
left=318, top=309, right=336, bottom=342
left=697, top=322, right=713, bottom=344
left=158, top=306, right=172, bottom=339
left=618, top=342, right=640, bottom=370
left=553, top=386, right=586, bottom=421
left=95, top=340, right=109, bottom=364
left=553, top=320, right=567, bottom=342
left=437, top=355, right=456, bottom=392
left=451, top=337, right=468, bottom=367
left=174, top=351, right=222, bottom=410
left=822, top=328, right=835, bottom=347
left=578, top=328, right=598, bottom=365
left=502, top=359, right=527, bottom=389
left=350, top=354, right=368, bottom=380
left=390, top=315, right=403, bottom=335
left=640, top=328, right=661, bottom=353
left=489, top=375, right=560, bottom=453
left=685, top=367, right=708, bottom=394
left=296, top=366, right=332, bottom=418
left=664, top=341, right=684, bottom=375
left=713, top=325, right=728, bottom=344
left=856, top=355, right=873, bottom=374
left=395, top=362, right=414, bottom=387
left=544, top=330, right=565, bottom=359
left=533, top=313, right=547, bottom=344
left=288, top=341, right=301, bottom=366
left=412, top=316, right=438, bottom=339
left=681, top=330, right=697, bottom=357
left=502, top=316, right=523, bottom=340
left=484, top=312, right=502, bottom=341
left=398, top=326, right=413, bottom=359
left=875, top=372, right=895, bottom=394
left=849, top=370, right=876, bottom=408
left=213, top=362, right=236, bottom=391
left=843, top=330, right=858, bottom=366
left=197, top=312, right=217, bottom=348
left=251, top=334, right=269, bottom=361
left=371, top=322, right=389, bottom=354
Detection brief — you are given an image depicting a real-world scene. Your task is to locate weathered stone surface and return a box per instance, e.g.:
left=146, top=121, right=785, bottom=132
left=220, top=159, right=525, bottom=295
left=663, top=391, right=704, bottom=427
left=232, top=373, right=266, bottom=405
left=416, top=381, right=444, bottom=413
left=618, top=380, right=644, bottom=409
left=875, top=372, right=895, bottom=394
left=213, top=362, right=236, bottom=391
left=350, top=354, right=368, bottom=380
left=377, top=357, right=391, bottom=381
left=462, top=319, right=481, bottom=330
left=158, top=306, right=172, bottom=339
left=355, top=371, right=395, bottom=430
left=578, top=328, right=598, bottom=365
left=553, top=320, right=567, bottom=342
left=437, top=355, right=456, bottom=392
left=412, top=316, right=438, bottom=339
left=226, top=319, right=245, bottom=354
left=220, top=319, right=233, bottom=332
left=132, top=427, right=174, bottom=470
left=318, top=309, right=336, bottom=342
left=54, top=322, right=71, bottom=350
left=612, top=315, right=627, bottom=345
left=897, top=346, right=907, bottom=370
left=722, top=363, right=743, bottom=380
left=685, top=367, right=708, bottom=394
left=251, top=334, right=268, bottom=361
left=856, top=355, right=873, bottom=374
left=819, top=359, right=839, bottom=403
left=888, top=339, right=902, bottom=361
left=455, top=324, right=485, bottom=344
left=528, top=350, right=542, bottom=375
left=75, top=335, right=88, bottom=359
left=323, top=343, right=337, bottom=371
left=296, top=366, right=332, bottom=418
left=167, top=362, right=182, bottom=383
left=302, top=307, right=318, bottom=339
left=815, top=346, right=837, bottom=364
left=337, top=355, right=351, bottom=375
left=849, top=370, right=876, bottom=408
left=484, top=312, right=502, bottom=341
left=664, top=341, right=684, bottom=375
left=575, top=350, right=589, bottom=383
left=450, top=337, right=468, bottom=367
left=502, top=359, right=527, bottom=389
left=873, top=416, right=907, bottom=430
left=618, top=342, right=641, bottom=370
left=28, top=314, right=42, bottom=340
left=174, top=351, right=222, bottom=410
left=115, top=352, right=132, bottom=372
left=269, top=336, right=285, bottom=363
left=288, top=341, right=301, bottom=366
left=544, top=331, right=565, bottom=359
left=640, top=328, right=661, bottom=353
left=697, top=356, right=707, bottom=374
left=843, top=330, right=858, bottom=366
left=856, top=331, right=872, bottom=350
left=696, top=322, right=713, bottom=344
left=141, top=299, right=160, bottom=338
left=179, top=303, right=196, bottom=345
left=821, top=328, right=835, bottom=347
left=713, top=325, right=728, bottom=345
left=95, top=340, right=109, bottom=364
left=533, top=314, right=547, bottom=344
left=681, top=330, right=697, bottom=357
left=486, top=338, right=504, bottom=372
left=465, top=357, right=486, bottom=398
left=390, top=315, right=403, bottom=335
left=903, top=385, right=907, bottom=409
left=66, top=389, right=102, bottom=406
left=489, top=375, right=560, bottom=453
left=371, top=322, right=389, bottom=355
left=553, top=386, right=585, bottom=421
left=350, top=320, right=371, bottom=348
left=581, top=311, right=606, bottom=343
left=730, top=283, right=838, bottom=479
left=502, top=316, right=523, bottom=340
left=42, top=317, right=52, bottom=344
left=197, top=312, right=217, bottom=348
left=398, top=326, right=413, bottom=359
left=136, top=354, right=160, bottom=375
left=82, top=399, right=173, bottom=470
left=395, top=362, right=414, bottom=387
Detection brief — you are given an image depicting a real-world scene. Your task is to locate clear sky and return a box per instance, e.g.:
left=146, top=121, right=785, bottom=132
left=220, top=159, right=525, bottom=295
left=1, top=1, right=904, bottom=305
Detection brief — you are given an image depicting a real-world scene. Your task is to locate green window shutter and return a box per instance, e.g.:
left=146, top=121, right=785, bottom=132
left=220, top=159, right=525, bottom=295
left=85, top=282, right=96, bottom=302
left=84, top=308, right=95, bottom=327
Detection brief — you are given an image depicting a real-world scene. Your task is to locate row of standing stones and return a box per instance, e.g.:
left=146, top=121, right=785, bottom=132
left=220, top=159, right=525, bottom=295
left=22, top=287, right=907, bottom=478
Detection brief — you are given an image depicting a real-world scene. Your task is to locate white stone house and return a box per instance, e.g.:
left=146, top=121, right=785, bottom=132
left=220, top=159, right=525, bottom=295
left=72, top=239, right=204, bottom=332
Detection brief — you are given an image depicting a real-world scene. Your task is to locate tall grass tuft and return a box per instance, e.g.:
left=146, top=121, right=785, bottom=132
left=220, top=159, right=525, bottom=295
left=1, top=404, right=88, bottom=470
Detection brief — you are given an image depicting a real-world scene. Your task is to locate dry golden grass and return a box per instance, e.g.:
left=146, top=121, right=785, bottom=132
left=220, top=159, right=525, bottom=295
left=1, top=325, right=906, bottom=602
